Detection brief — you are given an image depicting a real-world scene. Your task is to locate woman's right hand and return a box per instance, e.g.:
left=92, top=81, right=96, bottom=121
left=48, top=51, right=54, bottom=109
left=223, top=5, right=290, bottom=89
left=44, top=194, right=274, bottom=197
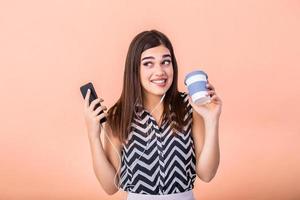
left=83, top=89, right=108, bottom=141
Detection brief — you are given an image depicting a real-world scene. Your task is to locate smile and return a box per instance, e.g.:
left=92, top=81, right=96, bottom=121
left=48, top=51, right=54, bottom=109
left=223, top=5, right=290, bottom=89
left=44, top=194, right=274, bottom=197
left=151, top=79, right=167, bottom=87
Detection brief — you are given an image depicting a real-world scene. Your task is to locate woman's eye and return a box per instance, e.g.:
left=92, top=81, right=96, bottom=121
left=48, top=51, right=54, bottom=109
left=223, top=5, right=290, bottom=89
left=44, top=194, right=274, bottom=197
left=143, top=62, right=152, bottom=67
left=162, top=60, right=171, bottom=65
left=143, top=60, right=171, bottom=67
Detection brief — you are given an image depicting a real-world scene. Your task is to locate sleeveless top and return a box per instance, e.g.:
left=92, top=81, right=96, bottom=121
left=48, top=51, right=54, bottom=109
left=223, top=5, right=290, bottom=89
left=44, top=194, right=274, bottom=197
left=119, top=92, right=196, bottom=195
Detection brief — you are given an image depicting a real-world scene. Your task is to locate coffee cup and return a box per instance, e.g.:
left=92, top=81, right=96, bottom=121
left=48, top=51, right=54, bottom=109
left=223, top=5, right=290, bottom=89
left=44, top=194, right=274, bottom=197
left=184, top=70, right=211, bottom=105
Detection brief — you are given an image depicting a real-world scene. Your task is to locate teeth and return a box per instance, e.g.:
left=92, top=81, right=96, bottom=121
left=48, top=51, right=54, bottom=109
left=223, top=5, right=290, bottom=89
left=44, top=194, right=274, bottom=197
left=152, top=80, right=166, bottom=84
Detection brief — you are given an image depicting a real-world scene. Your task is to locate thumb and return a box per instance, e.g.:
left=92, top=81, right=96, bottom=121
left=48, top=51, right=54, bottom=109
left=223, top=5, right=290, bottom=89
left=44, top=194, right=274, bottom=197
left=188, top=95, right=196, bottom=108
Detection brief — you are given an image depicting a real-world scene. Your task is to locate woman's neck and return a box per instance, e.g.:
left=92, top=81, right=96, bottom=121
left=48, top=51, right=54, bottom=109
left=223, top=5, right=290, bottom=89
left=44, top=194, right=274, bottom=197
left=143, top=93, right=165, bottom=114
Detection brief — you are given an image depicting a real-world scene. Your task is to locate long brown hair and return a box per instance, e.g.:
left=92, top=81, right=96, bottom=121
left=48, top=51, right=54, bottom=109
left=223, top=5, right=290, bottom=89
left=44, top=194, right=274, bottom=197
left=107, top=29, right=189, bottom=144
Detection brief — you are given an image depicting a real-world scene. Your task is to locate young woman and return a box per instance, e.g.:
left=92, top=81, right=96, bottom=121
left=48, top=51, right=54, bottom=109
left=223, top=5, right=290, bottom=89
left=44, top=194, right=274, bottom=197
left=83, top=30, right=222, bottom=200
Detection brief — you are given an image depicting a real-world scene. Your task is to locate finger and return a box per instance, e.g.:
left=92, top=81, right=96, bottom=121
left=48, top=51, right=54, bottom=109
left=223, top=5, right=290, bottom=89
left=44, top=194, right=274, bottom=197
left=95, top=97, right=104, bottom=102
left=96, top=112, right=108, bottom=122
left=84, top=89, right=91, bottom=108
left=206, top=82, right=215, bottom=90
left=211, top=94, right=221, bottom=103
left=93, top=105, right=107, bottom=116
left=206, top=82, right=214, bottom=90
left=89, top=98, right=102, bottom=112
left=206, top=90, right=216, bottom=97
left=188, top=95, right=195, bottom=106
left=188, top=98, right=196, bottom=109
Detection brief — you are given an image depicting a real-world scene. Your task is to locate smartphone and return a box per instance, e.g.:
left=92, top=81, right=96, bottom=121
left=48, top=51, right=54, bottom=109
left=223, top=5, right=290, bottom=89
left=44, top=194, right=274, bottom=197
left=80, top=82, right=107, bottom=124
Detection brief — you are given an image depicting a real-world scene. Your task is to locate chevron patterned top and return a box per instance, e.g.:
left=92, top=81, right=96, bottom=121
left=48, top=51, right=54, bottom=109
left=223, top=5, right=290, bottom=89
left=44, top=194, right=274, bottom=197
left=119, top=92, right=196, bottom=195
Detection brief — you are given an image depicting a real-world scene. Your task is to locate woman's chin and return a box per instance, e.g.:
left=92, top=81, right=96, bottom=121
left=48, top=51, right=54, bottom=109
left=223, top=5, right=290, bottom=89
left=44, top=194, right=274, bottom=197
left=152, top=89, right=169, bottom=96
left=144, top=89, right=165, bottom=97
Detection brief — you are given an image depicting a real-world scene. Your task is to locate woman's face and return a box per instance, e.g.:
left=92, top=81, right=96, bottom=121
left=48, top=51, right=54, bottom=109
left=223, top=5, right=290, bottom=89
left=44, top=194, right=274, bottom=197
left=140, top=44, right=174, bottom=98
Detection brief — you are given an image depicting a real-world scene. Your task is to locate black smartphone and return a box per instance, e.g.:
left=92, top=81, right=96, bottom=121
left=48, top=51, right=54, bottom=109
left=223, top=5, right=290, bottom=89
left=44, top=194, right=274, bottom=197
left=80, top=82, right=107, bottom=124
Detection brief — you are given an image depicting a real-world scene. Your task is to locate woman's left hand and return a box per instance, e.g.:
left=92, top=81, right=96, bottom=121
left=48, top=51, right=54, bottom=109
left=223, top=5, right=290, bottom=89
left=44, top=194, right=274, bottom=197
left=188, top=81, right=222, bottom=122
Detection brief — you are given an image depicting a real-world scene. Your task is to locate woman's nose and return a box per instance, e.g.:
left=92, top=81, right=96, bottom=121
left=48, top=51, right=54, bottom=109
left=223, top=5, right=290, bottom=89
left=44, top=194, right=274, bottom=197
left=154, top=64, right=166, bottom=74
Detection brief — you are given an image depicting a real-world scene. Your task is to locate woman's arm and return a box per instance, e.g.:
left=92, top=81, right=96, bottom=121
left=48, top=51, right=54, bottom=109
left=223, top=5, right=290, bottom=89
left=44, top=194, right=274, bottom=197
left=192, top=110, right=220, bottom=182
left=88, top=122, right=122, bottom=195
left=189, top=81, right=222, bottom=182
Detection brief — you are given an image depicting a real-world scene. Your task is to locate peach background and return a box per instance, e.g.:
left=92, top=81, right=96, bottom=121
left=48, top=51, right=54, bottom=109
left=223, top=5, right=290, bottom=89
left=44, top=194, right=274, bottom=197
left=0, top=0, right=299, bottom=199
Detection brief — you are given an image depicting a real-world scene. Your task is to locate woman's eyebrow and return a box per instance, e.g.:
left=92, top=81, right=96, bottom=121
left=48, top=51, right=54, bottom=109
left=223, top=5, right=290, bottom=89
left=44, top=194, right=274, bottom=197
left=141, top=54, right=171, bottom=61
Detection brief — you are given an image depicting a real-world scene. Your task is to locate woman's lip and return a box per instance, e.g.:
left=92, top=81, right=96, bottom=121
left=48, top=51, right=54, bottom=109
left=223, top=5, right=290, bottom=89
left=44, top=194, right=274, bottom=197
left=151, top=78, right=167, bottom=81
left=151, top=80, right=167, bottom=87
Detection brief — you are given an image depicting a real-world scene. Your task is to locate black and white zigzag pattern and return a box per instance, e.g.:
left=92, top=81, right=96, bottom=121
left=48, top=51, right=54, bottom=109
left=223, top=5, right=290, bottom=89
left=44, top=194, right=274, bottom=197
left=119, top=92, right=196, bottom=195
